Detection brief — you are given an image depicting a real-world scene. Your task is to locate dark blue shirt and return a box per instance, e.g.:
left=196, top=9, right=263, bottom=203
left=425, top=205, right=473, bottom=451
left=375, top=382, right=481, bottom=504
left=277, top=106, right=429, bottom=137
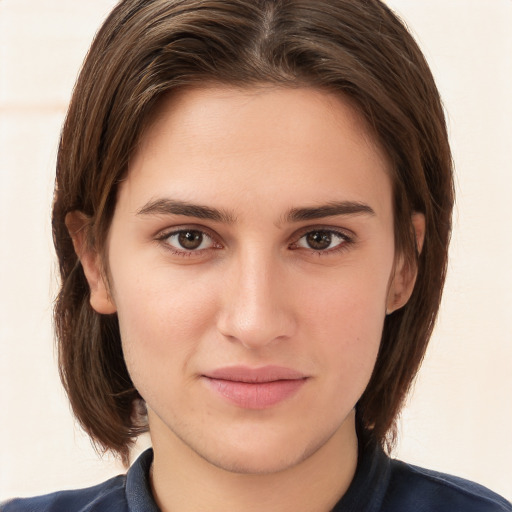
left=2, top=443, right=511, bottom=511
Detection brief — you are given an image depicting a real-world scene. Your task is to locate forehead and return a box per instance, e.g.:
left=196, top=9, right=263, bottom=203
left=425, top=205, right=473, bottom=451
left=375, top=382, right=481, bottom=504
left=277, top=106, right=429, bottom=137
left=140, top=85, right=385, bottom=164
left=122, top=85, right=392, bottom=219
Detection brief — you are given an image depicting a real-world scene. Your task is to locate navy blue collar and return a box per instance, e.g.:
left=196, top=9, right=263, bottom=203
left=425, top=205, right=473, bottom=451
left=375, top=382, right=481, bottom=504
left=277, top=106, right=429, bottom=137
left=124, top=440, right=389, bottom=512
left=125, top=449, right=160, bottom=512
left=333, top=440, right=390, bottom=511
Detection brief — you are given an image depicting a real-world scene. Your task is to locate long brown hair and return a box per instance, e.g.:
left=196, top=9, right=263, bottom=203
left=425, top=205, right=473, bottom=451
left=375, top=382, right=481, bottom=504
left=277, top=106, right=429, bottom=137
left=53, top=0, right=453, bottom=463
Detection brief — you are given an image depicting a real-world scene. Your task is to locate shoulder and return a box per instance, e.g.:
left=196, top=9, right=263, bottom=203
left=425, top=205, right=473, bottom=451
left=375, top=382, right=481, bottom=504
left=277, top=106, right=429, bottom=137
left=384, top=458, right=512, bottom=512
left=0, top=475, right=128, bottom=512
left=0, top=449, right=156, bottom=512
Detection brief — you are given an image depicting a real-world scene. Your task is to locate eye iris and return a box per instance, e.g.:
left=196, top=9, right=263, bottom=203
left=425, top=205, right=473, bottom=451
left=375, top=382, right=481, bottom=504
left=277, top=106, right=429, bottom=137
left=178, top=230, right=203, bottom=249
left=306, top=231, right=332, bottom=250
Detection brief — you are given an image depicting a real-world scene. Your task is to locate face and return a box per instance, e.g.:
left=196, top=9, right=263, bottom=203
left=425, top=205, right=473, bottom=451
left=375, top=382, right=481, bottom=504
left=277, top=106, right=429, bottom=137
left=83, top=86, right=412, bottom=474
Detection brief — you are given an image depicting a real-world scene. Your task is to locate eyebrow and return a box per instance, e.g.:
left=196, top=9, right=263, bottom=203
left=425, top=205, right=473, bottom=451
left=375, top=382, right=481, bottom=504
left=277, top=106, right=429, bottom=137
left=136, top=198, right=375, bottom=224
left=136, top=198, right=236, bottom=223
left=284, top=201, right=375, bottom=223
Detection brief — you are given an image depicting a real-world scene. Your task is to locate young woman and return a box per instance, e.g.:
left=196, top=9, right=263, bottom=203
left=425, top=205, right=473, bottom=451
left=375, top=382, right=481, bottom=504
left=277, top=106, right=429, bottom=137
left=2, top=0, right=511, bottom=511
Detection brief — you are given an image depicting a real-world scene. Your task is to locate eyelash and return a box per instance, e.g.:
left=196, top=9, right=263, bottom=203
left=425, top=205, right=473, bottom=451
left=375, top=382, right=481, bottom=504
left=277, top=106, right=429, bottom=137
left=155, top=226, right=354, bottom=258
left=155, top=227, right=221, bottom=258
left=289, top=228, right=353, bottom=255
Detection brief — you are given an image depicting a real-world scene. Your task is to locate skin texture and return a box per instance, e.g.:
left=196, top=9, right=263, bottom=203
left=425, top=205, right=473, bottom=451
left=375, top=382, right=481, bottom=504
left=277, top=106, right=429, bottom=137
left=73, top=86, right=423, bottom=512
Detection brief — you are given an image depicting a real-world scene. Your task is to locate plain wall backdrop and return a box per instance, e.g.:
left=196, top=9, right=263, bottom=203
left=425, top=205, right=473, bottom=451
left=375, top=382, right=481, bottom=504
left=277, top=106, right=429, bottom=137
left=1, top=0, right=511, bottom=502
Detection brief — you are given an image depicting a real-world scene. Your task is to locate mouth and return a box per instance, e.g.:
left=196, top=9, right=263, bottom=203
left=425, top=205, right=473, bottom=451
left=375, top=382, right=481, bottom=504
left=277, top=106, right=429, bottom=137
left=202, top=365, right=308, bottom=409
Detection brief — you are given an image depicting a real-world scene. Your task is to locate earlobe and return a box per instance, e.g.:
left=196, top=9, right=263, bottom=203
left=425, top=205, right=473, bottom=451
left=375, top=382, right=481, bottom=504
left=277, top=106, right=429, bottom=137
left=386, top=213, right=425, bottom=314
left=65, top=211, right=117, bottom=315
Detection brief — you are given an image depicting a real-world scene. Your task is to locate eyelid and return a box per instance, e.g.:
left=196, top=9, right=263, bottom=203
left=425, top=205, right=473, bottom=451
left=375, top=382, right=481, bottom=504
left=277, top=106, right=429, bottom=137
left=155, top=225, right=223, bottom=255
left=289, top=225, right=355, bottom=252
left=292, top=224, right=355, bottom=241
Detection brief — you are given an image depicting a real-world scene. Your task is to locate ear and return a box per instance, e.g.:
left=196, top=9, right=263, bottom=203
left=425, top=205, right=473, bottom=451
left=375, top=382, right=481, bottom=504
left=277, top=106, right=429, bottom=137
left=386, top=213, right=425, bottom=314
left=65, top=211, right=117, bottom=314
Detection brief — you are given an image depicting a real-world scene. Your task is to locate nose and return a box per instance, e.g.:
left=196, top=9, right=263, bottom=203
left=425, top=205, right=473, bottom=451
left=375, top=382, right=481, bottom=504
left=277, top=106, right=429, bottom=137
left=216, top=247, right=296, bottom=350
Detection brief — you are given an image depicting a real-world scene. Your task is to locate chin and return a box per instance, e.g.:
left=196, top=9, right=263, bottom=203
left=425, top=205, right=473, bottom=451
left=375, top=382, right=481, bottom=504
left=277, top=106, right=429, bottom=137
left=179, top=421, right=338, bottom=476
left=197, top=442, right=312, bottom=475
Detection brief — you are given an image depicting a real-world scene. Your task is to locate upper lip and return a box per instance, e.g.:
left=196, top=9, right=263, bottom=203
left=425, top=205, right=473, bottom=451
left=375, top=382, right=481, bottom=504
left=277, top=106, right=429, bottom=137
left=204, top=365, right=307, bottom=383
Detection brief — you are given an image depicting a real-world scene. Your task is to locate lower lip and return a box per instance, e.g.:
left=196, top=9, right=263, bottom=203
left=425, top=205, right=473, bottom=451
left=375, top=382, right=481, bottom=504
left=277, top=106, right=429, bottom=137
left=204, top=377, right=307, bottom=409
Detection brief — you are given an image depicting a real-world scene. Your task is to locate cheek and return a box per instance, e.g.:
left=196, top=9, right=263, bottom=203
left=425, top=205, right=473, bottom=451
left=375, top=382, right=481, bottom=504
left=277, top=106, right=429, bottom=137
left=300, top=265, right=389, bottom=385
left=314, top=299, right=384, bottom=369
left=111, top=265, right=219, bottom=386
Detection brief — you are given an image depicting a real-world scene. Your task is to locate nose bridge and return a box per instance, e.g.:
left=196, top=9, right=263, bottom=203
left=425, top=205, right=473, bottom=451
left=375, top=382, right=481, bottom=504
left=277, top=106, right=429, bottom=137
left=217, top=242, right=295, bottom=348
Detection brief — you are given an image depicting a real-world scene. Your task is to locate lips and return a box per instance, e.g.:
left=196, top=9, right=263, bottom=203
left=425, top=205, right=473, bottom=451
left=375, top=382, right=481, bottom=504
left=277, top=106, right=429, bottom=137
left=202, top=366, right=308, bottom=409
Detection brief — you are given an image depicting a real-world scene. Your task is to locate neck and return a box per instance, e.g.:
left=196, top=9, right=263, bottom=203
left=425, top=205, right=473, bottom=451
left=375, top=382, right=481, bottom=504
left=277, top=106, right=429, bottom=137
left=149, top=411, right=359, bottom=512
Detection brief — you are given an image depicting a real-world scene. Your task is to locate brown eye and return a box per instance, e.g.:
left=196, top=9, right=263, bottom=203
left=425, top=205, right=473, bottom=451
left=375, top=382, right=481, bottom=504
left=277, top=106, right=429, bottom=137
left=164, top=229, right=214, bottom=252
left=306, top=231, right=332, bottom=250
left=178, top=230, right=203, bottom=249
left=295, top=230, right=348, bottom=252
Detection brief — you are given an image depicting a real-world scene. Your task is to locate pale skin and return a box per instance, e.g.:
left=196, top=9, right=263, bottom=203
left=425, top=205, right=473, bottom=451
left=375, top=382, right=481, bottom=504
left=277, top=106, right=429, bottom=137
left=69, top=86, right=424, bottom=512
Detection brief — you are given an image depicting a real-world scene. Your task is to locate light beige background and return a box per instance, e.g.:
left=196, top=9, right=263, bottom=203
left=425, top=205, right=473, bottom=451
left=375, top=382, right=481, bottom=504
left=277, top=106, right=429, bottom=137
left=1, top=0, right=511, bottom=502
